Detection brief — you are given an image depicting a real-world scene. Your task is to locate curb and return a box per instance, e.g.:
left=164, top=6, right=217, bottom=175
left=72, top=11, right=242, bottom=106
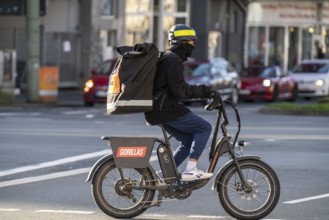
left=259, top=106, right=329, bottom=116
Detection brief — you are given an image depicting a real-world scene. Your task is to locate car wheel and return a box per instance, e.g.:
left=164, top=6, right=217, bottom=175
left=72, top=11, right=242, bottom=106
left=271, top=85, right=279, bottom=102
left=230, top=88, right=239, bottom=104
left=288, top=84, right=298, bottom=102
left=84, top=101, right=95, bottom=107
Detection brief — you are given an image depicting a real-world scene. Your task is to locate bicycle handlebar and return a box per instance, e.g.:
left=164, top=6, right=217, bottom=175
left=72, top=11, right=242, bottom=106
left=205, top=97, right=230, bottom=124
left=205, top=96, right=241, bottom=147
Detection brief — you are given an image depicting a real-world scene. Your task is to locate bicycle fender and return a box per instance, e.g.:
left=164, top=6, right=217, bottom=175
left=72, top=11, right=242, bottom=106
left=211, top=155, right=261, bottom=190
left=85, top=154, right=157, bottom=183
left=86, top=154, right=114, bottom=183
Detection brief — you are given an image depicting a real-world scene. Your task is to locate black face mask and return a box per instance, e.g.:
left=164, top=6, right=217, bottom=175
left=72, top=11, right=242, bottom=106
left=181, top=43, right=195, bottom=57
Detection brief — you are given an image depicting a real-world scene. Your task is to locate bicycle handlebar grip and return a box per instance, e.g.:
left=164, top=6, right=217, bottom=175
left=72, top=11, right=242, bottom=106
left=204, top=97, right=221, bottom=111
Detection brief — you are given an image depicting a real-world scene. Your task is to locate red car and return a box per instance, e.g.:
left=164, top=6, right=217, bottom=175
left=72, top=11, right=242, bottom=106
left=239, top=66, right=298, bottom=102
left=83, top=59, right=118, bottom=106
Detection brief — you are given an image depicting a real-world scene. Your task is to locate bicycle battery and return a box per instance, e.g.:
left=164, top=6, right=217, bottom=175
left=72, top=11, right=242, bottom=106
left=157, top=144, right=177, bottom=183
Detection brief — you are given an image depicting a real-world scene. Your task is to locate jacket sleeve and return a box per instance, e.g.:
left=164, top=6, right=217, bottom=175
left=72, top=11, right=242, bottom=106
left=165, top=58, right=212, bottom=99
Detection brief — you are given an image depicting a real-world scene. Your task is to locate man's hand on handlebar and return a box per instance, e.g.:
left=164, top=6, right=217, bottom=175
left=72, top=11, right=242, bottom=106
left=208, top=90, right=221, bottom=100
left=205, top=90, right=222, bottom=111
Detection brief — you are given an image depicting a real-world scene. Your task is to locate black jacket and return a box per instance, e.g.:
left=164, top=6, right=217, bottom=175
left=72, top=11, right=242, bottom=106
left=144, top=46, right=212, bottom=125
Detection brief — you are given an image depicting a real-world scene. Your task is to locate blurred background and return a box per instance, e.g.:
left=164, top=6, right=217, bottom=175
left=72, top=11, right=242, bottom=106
left=0, top=0, right=328, bottom=104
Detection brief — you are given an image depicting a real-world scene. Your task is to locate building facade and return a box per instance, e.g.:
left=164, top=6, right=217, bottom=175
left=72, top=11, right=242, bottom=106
left=0, top=0, right=246, bottom=89
left=245, top=0, right=329, bottom=72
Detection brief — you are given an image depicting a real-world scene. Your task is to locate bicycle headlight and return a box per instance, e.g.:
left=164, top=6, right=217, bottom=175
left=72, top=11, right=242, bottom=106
left=262, top=79, right=271, bottom=87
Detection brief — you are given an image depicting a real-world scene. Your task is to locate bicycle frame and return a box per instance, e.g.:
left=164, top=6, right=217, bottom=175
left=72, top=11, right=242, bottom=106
left=87, top=97, right=249, bottom=189
left=206, top=97, right=248, bottom=185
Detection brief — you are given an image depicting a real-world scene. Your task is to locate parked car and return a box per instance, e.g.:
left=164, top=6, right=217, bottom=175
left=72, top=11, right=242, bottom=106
left=83, top=58, right=118, bottom=106
left=289, top=59, right=329, bottom=99
left=239, top=65, right=298, bottom=102
left=183, top=58, right=240, bottom=104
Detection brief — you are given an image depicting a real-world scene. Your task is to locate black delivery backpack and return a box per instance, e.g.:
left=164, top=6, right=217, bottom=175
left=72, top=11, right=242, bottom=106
left=106, top=42, right=159, bottom=114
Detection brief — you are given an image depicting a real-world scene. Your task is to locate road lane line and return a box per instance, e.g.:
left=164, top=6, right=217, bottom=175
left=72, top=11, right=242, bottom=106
left=36, top=209, right=94, bottom=214
left=284, top=193, right=329, bottom=204
left=0, top=150, right=110, bottom=177
left=0, top=168, right=91, bottom=188
left=188, top=215, right=228, bottom=219
left=0, top=156, right=158, bottom=188
left=0, top=208, right=21, bottom=212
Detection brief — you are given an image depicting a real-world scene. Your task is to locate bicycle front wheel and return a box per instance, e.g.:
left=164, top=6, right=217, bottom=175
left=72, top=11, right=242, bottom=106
left=91, top=159, right=155, bottom=218
left=218, top=159, right=280, bottom=220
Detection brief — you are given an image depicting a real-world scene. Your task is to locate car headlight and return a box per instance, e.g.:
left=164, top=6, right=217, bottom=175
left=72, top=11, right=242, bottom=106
left=315, top=79, right=324, bottom=87
left=262, top=79, right=271, bottom=87
left=84, top=80, right=94, bottom=92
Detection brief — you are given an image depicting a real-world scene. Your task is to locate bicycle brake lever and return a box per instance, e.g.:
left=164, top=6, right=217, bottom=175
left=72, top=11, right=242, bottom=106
left=204, top=98, right=221, bottom=111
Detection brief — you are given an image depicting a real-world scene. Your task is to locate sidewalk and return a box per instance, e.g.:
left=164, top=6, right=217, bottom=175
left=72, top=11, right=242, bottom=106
left=0, top=89, right=84, bottom=109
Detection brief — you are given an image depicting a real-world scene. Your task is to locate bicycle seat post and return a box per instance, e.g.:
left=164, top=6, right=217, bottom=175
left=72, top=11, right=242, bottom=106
left=159, top=124, right=170, bottom=145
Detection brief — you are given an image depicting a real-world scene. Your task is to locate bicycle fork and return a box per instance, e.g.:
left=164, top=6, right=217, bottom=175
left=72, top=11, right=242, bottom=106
left=208, top=136, right=249, bottom=191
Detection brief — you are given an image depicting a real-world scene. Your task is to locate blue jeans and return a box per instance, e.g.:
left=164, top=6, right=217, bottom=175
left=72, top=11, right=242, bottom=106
left=164, top=112, right=212, bottom=168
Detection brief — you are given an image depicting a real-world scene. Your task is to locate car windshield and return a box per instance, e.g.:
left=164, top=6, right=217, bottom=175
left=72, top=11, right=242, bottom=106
left=259, top=67, right=276, bottom=78
left=241, top=66, right=264, bottom=77
left=97, top=61, right=115, bottom=75
left=190, top=63, right=211, bottom=77
left=292, top=63, right=329, bottom=74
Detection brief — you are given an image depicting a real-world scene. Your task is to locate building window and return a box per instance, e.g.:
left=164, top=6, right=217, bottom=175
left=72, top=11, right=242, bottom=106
left=268, top=27, right=284, bottom=68
left=101, top=0, right=117, bottom=17
left=107, top=30, right=117, bottom=46
left=248, top=26, right=265, bottom=66
left=288, top=26, right=299, bottom=70
left=324, top=27, right=329, bottom=59
left=302, top=27, right=313, bottom=60
left=231, top=10, right=238, bottom=33
left=126, top=0, right=151, bottom=13
left=208, top=31, right=222, bottom=58
left=125, top=0, right=152, bottom=45
left=163, top=0, right=187, bottom=12
left=161, top=0, right=189, bottom=49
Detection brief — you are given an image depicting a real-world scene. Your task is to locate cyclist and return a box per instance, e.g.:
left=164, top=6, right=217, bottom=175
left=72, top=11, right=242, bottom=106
left=144, top=24, right=220, bottom=181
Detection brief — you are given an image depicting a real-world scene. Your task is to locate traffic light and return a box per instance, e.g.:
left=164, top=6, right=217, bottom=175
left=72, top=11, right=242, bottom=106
left=0, top=0, right=46, bottom=16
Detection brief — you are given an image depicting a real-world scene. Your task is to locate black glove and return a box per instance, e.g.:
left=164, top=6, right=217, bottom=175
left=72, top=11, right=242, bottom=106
left=208, top=90, right=221, bottom=100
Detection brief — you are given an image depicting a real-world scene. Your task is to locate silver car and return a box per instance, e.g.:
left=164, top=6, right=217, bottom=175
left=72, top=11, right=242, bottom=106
left=183, top=58, right=241, bottom=104
left=290, top=59, right=329, bottom=99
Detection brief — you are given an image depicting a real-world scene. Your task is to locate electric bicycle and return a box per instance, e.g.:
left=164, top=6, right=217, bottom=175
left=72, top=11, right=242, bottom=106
left=86, top=97, right=280, bottom=219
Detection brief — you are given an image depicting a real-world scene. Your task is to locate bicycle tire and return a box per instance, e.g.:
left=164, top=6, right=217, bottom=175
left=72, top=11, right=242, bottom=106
left=91, top=159, right=155, bottom=218
left=218, top=159, right=280, bottom=220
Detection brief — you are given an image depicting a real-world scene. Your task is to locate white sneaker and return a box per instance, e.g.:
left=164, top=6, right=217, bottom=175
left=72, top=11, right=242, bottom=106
left=181, top=167, right=213, bottom=181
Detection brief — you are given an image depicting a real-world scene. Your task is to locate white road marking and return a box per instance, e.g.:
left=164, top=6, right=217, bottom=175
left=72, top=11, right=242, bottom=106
left=265, top=139, right=276, bottom=142
left=0, top=208, right=21, bottom=212
left=85, top=114, right=95, bottom=119
left=188, top=215, right=228, bottom=219
left=36, top=209, right=94, bottom=214
left=188, top=216, right=286, bottom=220
left=142, top=214, right=168, bottom=217
left=0, top=208, right=289, bottom=219
left=284, top=193, right=329, bottom=204
left=61, top=110, right=89, bottom=115
left=0, top=149, right=110, bottom=177
left=0, top=168, right=91, bottom=188
left=0, top=153, right=158, bottom=188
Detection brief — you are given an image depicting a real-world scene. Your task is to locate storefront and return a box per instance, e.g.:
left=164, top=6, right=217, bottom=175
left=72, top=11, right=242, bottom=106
left=245, top=1, right=329, bottom=71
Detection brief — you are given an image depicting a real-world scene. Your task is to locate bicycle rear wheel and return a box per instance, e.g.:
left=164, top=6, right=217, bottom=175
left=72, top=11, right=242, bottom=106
left=218, top=159, right=280, bottom=220
left=91, top=159, right=155, bottom=218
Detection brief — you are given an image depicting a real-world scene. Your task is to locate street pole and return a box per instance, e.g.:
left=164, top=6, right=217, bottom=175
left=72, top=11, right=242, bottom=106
left=26, top=0, right=40, bottom=103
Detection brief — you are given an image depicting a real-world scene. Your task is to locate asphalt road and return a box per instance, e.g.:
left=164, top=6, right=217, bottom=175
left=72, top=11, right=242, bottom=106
left=0, top=102, right=328, bottom=220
